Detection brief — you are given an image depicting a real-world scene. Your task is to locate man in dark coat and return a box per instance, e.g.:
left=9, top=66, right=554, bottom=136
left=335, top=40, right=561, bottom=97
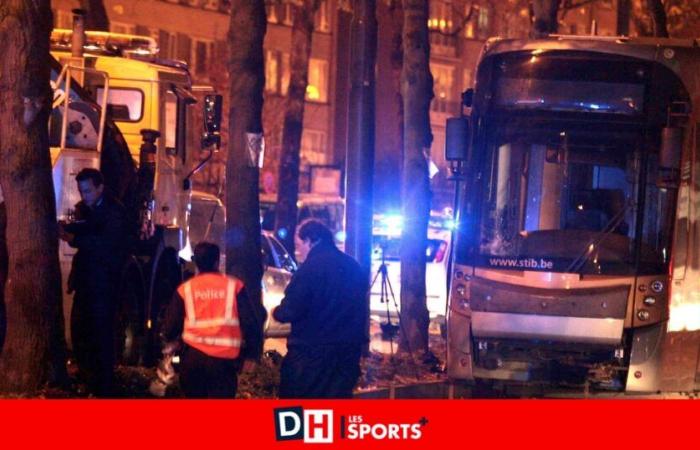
left=59, top=168, right=128, bottom=396
left=273, top=219, right=368, bottom=398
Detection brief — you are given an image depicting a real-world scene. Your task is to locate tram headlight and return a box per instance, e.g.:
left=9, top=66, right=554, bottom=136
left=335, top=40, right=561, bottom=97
left=637, top=309, right=651, bottom=321
left=451, top=284, right=470, bottom=312
left=650, top=280, right=664, bottom=293
left=456, top=284, right=466, bottom=297
left=643, top=296, right=656, bottom=306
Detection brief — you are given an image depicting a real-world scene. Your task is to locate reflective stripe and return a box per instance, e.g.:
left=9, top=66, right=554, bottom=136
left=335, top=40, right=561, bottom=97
left=225, top=279, right=235, bottom=320
left=183, top=332, right=241, bottom=348
left=184, top=282, right=196, bottom=326
left=188, top=317, right=240, bottom=329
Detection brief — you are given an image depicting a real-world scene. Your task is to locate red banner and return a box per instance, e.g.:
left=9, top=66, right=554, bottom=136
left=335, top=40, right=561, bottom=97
left=0, top=399, right=697, bottom=448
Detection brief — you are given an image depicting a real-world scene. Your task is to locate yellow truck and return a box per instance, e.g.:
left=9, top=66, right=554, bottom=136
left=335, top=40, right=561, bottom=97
left=48, top=15, right=222, bottom=364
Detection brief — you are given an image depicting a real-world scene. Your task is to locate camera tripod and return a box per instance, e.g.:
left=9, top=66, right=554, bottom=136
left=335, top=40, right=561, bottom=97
left=370, top=243, right=401, bottom=353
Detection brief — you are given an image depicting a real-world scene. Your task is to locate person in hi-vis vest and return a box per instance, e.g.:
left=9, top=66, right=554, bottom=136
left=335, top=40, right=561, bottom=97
left=161, top=242, right=266, bottom=398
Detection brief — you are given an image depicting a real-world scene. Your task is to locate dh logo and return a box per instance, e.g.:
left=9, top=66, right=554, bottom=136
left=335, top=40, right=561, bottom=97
left=274, top=407, right=334, bottom=443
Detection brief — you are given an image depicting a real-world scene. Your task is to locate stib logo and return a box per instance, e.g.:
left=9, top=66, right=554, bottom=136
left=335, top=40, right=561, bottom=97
left=274, top=407, right=334, bottom=443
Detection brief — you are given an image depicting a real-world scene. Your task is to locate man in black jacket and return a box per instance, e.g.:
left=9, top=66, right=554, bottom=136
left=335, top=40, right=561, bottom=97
left=59, top=168, right=128, bottom=396
left=273, top=219, right=368, bottom=398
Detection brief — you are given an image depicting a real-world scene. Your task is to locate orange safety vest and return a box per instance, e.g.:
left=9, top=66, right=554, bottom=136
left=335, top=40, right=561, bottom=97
left=177, top=273, right=244, bottom=359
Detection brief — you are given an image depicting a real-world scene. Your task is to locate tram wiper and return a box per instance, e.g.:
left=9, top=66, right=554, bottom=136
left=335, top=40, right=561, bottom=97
left=565, top=200, right=633, bottom=273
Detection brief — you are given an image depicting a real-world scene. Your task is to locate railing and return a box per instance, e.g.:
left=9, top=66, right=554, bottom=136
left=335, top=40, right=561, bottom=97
left=53, top=64, right=110, bottom=153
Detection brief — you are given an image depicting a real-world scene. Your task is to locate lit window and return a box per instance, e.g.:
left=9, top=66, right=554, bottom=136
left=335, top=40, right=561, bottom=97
left=110, top=22, right=135, bottom=35
left=431, top=63, right=454, bottom=100
left=281, top=53, right=291, bottom=95
left=267, top=1, right=279, bottom=23
left=265, top=51, right=291, bottom=96
left=306, top=58, right=328, bottom=103
left=465, top=21, right=474, bottom=38
left=429, top=0, right=453, bottom=32
left=463, top=69, right=473, bottom=90
left=301, top=130, right=328, bottom=165
left=478, top=7, right=490, bottom=34
left=283, top=3, right=294, bottom=26
left=265, top=50, right=279, bottom=93
left=314, top=0, right=331, bottom=32
left=430, top=63, right=454, bottom=112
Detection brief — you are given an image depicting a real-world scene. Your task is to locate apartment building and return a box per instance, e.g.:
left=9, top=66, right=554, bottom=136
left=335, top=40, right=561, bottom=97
left=51, top=0, right=620, bottom=206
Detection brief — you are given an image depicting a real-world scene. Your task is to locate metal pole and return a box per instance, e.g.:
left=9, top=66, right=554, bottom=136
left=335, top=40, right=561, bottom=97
left=345, top=0, right=377, bottom=277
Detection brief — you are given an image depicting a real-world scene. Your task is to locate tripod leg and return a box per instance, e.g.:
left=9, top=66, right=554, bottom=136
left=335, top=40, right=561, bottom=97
left=370, top=267, right=382, bottom=290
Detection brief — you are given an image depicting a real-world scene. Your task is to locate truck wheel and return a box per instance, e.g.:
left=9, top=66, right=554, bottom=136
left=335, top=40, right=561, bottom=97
left=117, top=257, right=146, bottom=366
left=143, top=247, right=182, bottom=366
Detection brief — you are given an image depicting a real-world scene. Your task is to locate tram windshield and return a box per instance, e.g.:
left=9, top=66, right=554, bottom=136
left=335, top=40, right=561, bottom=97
left=475, top=125, right=676, bottom=275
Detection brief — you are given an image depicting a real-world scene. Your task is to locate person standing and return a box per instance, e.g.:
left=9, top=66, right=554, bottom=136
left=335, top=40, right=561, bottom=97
left=59, top=168, right=128, bottom=396
left=161, top=242, right=266, bottom=398
left=273, top=219, right=368, bottom=398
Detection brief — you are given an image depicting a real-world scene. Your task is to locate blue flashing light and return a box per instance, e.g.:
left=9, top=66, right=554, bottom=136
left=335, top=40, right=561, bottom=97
left=383, top=214, right=403, bottom=235
left=277, top=228, right=288, bottom=240
left=335, top=230, right=347, bottom=243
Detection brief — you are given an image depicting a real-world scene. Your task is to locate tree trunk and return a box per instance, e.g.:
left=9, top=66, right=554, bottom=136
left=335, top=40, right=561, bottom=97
left=645, top=0, right=669, bottom=37
left=346, top=0, right=377, bottom=277
left=0, top=1, right=66, bottom=394
left=0, top=202, right=7, bottom=351
left=274, top=0, right=321, bottom=252
left=617, top=0, right=631, bottom=36
left=375, top=0, right=403, bottom=214
left=226, top=1, right=266, bottom=314
left=400, top=0, right=432, bottom=355
left=531, top=0, right=561, bottom=37
left=80, top=0, right=110, bottom=31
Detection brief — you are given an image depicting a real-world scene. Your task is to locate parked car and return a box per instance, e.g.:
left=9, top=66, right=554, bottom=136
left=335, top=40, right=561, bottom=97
left=189, top=191, right=296, bottom=337
left=260, top=192, right=346, bottom=250
left=369, top=212, right=453, bottom=322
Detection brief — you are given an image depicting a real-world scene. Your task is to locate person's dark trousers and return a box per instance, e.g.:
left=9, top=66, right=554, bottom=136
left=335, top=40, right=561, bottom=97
left=178, top=345, right=241, bottom=398
left=279, top=343, right=362, bottom=399
left=71, top=291, right=117, bottom=397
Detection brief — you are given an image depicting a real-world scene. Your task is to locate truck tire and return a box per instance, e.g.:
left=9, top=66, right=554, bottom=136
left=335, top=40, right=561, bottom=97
left=117, top=257, right=147, bottom=366
left=143, top=246, right=182, bottom=366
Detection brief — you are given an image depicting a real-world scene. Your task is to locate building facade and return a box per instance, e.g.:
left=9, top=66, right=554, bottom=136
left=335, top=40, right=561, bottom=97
left=51, top=0, right=621, bottom=207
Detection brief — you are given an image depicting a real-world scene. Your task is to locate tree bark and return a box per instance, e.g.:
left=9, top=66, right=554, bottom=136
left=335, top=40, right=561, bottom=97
left=645, top=0, right=669, bottom=37
left=226, top=1, right=266, bottom=315
left=274, top=0, right=322, bottom=252
left=617, top=0, right=631, bottom=36
left=374, top=0, right=403, bottom=214
left=346, top=0, right=377, bottom=277
left=531, top=0, right=562, bottom=37
left=0, top=1, right=66, bottom=393
left=400, top=0, right=432, bottom=355
left=80, top=0, right=110, bottom=31
left=0, top=203, right=7, bottom=351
